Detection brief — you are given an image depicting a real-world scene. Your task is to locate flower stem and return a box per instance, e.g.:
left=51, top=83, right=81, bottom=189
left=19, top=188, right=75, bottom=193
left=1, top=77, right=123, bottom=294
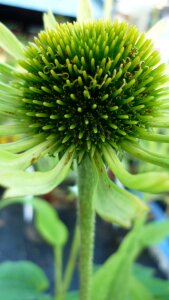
left=54, top=246, right=64, bottom=300
left=77, top=155, right=98, bottom=300
left=63, top=224, right=80, bottom=292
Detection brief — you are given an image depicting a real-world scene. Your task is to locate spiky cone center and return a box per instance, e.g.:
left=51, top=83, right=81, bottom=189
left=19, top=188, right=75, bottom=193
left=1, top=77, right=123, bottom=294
left=14, top=20, right=168, bottom=160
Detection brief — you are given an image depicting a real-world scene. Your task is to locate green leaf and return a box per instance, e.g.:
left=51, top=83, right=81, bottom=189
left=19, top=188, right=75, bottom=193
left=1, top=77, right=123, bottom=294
left=130, top=276, right=154, bottom=300
left=133, top=264, right=169, bottom=298
left=140, top=220, right=169, bottom=247
left=94, top=154, right=147, bottom=227
left=0, top=197, right=68, bottom=247
left=66, top=291, right=79, bottom=300
left=0, top=147, right=74, bottom=198
left=103, top=145, right=169, bottom=193
left=43, top=10, right=57, bottom=30
left=91, top=219, right=144, bottom=300
left=35, top=198, right=68, bottom=246
left=0, top=261, right=53, bottom=300
left=0, top=23, right=24, bottom=59
left=77, top=0, right=93, bottom=22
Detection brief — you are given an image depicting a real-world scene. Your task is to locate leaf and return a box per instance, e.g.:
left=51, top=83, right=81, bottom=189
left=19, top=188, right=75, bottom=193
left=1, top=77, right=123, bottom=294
left=0, top=22, right=24, bottom=59
left=0, top=147, right=74, bottom=198
left=91, top=219, right=144, bottom=300
left=94, top=154, right=147, bottom=227
left=43, top=10, right=57, bottom=30
left=130, top=276, right=154, bottom=300
left=66, top=291, right=79, bottom=300
left=103, top=145, right=169, bottom=193
left=77, top=0, right=93, bottom=22
left=0, top=261, right=53, bottom=300
left=34, top=198, right=68, bottom=246
left=0, top=197, right=68, bottom=247
left=140, top=220, right=169, bottom=248
left=133, top=264, right=169, bottom=298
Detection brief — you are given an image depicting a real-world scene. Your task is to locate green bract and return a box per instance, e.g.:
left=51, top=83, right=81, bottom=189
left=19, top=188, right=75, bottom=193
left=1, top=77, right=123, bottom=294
left=0, top=15, right=169, bottom=226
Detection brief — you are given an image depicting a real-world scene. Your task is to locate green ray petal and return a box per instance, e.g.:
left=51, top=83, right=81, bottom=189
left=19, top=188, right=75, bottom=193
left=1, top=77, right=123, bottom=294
left=0, top=22, right=24, bottom=59
left=0, top=139, right=56, bottom=171
left=43, top=10, right=57, bottom=30
left=93, top=154, right=147, bottom=227
left=0, top=124, right=31, bottom=136
left=103, top=145, right=169, bottom=193
left=103, top=0, right=113, bottom=20
left=0, top=147, right=74, bottom=198
left=121, top=140, right=169, bottom=169
left=135, top=129, right=169, bottom=142
left=0, top=82, right=22, bottom=95
left=0, top=134, right=45, bottom=153
left=77, top=0, right=93, bottom=22
left=0, top=63, right=16, bottom=82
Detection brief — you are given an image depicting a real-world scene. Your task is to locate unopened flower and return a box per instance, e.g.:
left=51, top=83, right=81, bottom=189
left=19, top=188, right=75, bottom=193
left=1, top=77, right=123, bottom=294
left=0, top=15, right=169, bottom=226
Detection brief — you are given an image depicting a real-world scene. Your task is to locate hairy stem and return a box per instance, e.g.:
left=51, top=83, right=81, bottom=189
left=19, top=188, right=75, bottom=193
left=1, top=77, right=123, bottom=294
left=54, top=246, right=64, bottom=300
left=63, top=224, right=80, bottom=292
left=77, top=155, right=98, bottom=300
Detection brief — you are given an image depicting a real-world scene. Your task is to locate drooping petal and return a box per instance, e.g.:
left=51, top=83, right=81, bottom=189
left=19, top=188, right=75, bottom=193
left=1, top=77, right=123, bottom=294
left=77, top=0, right=93, bottom=22
left=0, top=124, right=32, bottom=136
left=43, top=10, right=57, bottom=30
left=135, top=128, right=169, bottom=142
left=0, top=133, right=45, bottom=153
left=0, top=63, right=16, bottom=82
left=103, top=145, right=169, bottom=193
left=0, top=147, right=75, bottom=198
left=0, top=23, right=24, bottom=59
left=0, top=139, right=57, bottom=171
left=121, top=140, right=169, bottom=169
left=93, top=154, right=147, bottom=227
left=0, top=82, right=22, bottom=96
left=103, top=0, right=113, bottom=20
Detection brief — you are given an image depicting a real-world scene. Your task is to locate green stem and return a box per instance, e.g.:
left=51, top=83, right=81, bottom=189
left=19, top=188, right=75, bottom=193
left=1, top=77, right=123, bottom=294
left=54, top=246, right=64, bottom=300
left=63, top=224, right=80, bottom=292
left=77, top=155, right=98, bottom=300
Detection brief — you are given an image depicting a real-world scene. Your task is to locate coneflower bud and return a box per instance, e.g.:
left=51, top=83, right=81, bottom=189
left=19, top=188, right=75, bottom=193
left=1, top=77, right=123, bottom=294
left=13, top=20, right=168, bottom=160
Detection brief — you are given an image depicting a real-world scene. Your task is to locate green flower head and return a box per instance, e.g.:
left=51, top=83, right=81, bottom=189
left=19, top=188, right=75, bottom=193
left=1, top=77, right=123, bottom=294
left=8, top=20, right=169, bottom=159
left=0, top=10, right=169, bottom=226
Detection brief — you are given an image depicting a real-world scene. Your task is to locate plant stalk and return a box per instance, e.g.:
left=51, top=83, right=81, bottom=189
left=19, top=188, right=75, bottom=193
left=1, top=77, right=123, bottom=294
left=54, top=246, right=64, bottom=300
left=77, top=155, right=98, bottom=300
left=63, top=224, right=80, bottom=292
